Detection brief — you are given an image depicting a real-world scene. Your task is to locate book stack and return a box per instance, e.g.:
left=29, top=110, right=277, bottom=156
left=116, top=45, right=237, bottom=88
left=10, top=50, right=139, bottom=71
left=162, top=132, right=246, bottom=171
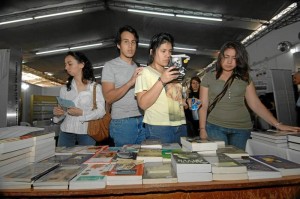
left=69, top=164, right=111, bottom=190
left=106, top=160, right=144, bottom=185
left=142, top=162, right=177, bottom=184
left=161, top=143, right=182, bottom=163
left=239, top=157, right=282, bottom=179
left=204, top=153, right=248, bottom=181
left=249, top=155, right=300, bottom=176
left=141, top=139, right=162, bottom=149
left=0, top=162, right=59, bottom=189
left=171, top=151, right=212, bottom=182
left=136, top=148, right=163, bottom=163
left=20, top=131, right=56, bottom=163
left=111, top=150, right=138, bottom=163
left=122, top=144, right=141, bottom=153
left=287, top=134, right=300, bottom=151
left=216, top=145, right=249, bottom=159
left=33, top=165, right=86, bottom=189
left=250, top=131, right=288, bottom=148
left=0, top=136, right=34, bottom=176
left=180, top=137, right=218, bottom=154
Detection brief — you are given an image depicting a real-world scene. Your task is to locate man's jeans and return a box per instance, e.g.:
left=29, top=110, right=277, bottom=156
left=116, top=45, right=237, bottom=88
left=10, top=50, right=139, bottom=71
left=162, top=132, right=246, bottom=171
left=110, top=116, right=146, bottom=147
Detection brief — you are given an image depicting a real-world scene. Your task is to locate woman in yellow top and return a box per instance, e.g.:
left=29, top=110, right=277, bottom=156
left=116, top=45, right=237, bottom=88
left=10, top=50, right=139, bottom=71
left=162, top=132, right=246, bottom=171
left=135, top=33, right=187, bottom=144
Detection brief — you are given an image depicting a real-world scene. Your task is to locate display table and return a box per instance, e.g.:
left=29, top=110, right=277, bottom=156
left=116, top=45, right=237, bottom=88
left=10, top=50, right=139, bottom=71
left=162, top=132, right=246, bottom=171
left=1, top=176, right=300, bottom=199
left=246, top=139, right=300, bottom=164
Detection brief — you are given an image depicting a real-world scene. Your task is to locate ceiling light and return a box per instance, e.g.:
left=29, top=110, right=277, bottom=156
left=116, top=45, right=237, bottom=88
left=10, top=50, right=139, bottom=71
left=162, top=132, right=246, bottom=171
left=0, top=17, right=33, bottom=25
left=36, top=48, right=69, bottom=55
left=95, top=75, right=102, bottom=79
left=34, top=9, right=83, bottom=19
left=139, top=43, right=149, bottom=47
left=176, top=14, right=222, bottom=22
left=70, top=43, right=103, bottom=50
left=174, top=47, right=197, bottom=51
left=128, top=9, right=174, bottom=17
left=93, top=65, right=104, bottom=69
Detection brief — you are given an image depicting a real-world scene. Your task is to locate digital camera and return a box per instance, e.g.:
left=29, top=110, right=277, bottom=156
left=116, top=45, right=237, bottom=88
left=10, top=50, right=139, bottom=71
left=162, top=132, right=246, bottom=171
left=166, top=54, right=190, bottom=82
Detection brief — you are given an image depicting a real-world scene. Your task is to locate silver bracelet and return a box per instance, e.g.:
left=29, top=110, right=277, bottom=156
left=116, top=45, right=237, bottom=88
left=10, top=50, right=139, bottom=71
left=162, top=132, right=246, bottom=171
left=274, top=122, right=282, bottom=128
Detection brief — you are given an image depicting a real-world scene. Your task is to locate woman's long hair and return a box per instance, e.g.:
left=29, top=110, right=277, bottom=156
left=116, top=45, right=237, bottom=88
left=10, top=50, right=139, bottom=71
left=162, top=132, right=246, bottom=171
left=65, top=51, right=95, bottom=91
left=215, top=41, right=250, bottom=83
left=188, top=76, right=201, bottom=93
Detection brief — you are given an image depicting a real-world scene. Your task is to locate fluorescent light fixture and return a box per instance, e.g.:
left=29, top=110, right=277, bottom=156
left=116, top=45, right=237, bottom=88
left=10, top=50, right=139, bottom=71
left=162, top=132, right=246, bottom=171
left=139, top=43, right=150, bottom=47
left=176, top=14, right=222, bottom=22
left=174, top=47, right=197, bottom=51
left=36, top=48, right=69, bottom=55
left=95, top=75, right=101, bottom=79
left=139, top=63, right=148, bottom=67
left=128, top=9, right=174, bottom=17
left=70, top=43, right=103, bottom=50
left=21, top=82, right=30, bottom=90
left=0, top=17, right=33, bottom=25
left=44, top=72, right=53, bottom=76
left=93, top=65, right=104, bottom=69
left=34, top=9, right=83, bottom=19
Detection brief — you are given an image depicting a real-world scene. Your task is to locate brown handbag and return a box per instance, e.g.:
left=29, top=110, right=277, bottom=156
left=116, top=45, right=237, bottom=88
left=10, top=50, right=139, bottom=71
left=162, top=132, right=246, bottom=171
left=87, top=83, right=111, bottom=142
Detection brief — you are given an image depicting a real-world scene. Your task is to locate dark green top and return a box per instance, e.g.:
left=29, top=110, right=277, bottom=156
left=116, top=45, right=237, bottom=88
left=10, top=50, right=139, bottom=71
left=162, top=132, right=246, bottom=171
left=201, top=71, right=252, bottom=129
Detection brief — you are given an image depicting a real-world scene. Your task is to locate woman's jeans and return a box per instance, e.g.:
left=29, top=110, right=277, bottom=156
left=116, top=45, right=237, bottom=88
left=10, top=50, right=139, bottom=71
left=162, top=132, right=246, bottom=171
left=145, top=124, right=187, bottom=144
left=206, top=122, right=251, bottom=150
left=57, top=131, right=96, bottom=147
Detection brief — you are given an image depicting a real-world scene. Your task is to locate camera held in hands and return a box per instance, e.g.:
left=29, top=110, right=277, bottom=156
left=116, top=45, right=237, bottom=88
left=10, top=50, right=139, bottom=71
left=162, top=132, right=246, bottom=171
left=166, top=54, right=190, bottom=82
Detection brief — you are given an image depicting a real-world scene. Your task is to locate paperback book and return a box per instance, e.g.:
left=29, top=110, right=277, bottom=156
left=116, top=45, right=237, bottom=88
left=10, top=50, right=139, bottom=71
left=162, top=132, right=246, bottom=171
left=288, top=134, right=300, bottom=144
left=142, top=162, right=177, bottom=184
left=141, top=139, right=162, bottom=149
left=3, top=162, right=60, bottom=182
left=240, top=157, right=282, bottom=179
left=33, top=165, right=86, bottom=189
left=171, top=151, right=211, bottom=174
left=136, top=148, right=163, bottom=163
left=69, top=164, right=111, bottom=190
left=107, top=160, right=144, bottom=185
left=84, top=151, right=116, bottom=164
left=204, top=153, right=247, bottom=174
left=180, top=137, right=218, bottom=151
left=216, top=145, right=249, bottom=159
left=249, top=155, right=300, bottom=176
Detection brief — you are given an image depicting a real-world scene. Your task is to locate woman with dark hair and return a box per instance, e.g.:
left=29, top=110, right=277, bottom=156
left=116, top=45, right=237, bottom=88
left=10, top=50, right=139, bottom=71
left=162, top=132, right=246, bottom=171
left=199, top=41, right=300, bottom=149
left=135, top=32, right=187, bottom=144
left=53, top=51, right=106, bottom=147
left=184, top=76, right=201, bottom=137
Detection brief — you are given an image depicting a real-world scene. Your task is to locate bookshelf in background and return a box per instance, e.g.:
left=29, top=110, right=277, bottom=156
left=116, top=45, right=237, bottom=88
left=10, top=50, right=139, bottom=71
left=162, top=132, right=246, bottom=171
left=30, top=95, right=57, bottom=123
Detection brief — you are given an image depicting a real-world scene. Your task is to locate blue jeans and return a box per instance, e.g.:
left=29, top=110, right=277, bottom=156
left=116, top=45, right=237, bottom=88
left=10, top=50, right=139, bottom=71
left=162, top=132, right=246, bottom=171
left=57, top=131, right=96, bottom=147
left=145, top=124, right=187, bottom=144
left=206, top=122, right=251, bottom=150
left=110, top=116, right=146, bottom=147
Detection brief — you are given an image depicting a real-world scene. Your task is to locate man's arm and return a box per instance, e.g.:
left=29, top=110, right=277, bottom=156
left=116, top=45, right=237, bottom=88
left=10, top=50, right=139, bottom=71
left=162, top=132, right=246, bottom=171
left=102, top=67, right=143, bottom=104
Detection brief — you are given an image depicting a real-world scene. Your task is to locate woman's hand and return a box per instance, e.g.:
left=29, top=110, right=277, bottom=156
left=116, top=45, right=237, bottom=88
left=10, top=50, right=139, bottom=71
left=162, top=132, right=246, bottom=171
left=160, top=66, right=179, bottom=84
left=53, top=106, right=65, bottom=116
left=66, top=107, right=83, bottom=116
left=276, top=123, right=300, bottom=133
left=200, top=128, right=208, bottom=140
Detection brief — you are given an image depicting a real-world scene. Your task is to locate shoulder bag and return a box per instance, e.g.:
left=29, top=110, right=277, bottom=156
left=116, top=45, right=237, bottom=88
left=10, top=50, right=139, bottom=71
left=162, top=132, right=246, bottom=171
left=87, top=83, right=111, bottom=142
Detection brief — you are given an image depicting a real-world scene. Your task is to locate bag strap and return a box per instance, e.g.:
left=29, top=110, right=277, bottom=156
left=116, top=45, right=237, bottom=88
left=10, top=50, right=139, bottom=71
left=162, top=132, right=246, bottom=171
left=207, top=74, right=235, bottom=115
left=92, top=82, right=97, bottom=110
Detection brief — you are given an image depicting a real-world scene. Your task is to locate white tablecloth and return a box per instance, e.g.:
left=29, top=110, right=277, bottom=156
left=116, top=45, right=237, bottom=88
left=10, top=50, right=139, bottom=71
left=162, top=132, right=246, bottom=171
left=246, top=139, right=300, bottom=164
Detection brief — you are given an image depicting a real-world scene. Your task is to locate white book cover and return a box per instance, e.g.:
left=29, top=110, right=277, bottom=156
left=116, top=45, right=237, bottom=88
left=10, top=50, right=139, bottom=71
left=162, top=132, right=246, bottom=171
left=288, top=142, right=300, bottom=151
left=212, top=173, right=248, bottom=181
left=251, top=131, right=288, bottom=140
left=177, top=172, right=212, bottom=182
left=0, top=136, right=34, bottom=154
left=180, top=137, right=217, bottom=151
left=288, top=134, right=300, bottom=144
left=0, top=147, right=31, bottom=161
left=0, top=126, right=44, bottom=139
